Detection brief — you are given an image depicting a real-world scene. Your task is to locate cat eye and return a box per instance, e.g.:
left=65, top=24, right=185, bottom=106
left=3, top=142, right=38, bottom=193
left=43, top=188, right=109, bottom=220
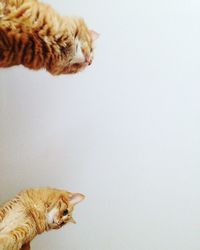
left=63, top=209, right=68, bottom=216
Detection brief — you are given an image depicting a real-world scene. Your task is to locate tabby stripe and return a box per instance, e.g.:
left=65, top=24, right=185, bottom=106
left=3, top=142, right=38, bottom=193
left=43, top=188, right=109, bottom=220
left=8, top=34, right=16, bottom=63
left=29, top=36, right=35, bottom=65
left=14, top=6, right=30, bottom=18
left=18, top=39, right=22, bottom=52
left=17, top=38, right=23, bottom=63
left=21, top=40, right=29, bottom=64
left=0, top=29, right=10, bottom=48
left=41, top=39, right=49, bottom=60
left=0, top=48, right=4, bottom=61
left=47, top=56, right=53, bottom=71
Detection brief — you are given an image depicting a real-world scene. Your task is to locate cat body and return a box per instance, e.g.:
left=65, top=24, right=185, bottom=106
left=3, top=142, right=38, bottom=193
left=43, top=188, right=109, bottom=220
left=0, top=187, right=85, bottom=250
left=0, top=0, right=98, bottom=75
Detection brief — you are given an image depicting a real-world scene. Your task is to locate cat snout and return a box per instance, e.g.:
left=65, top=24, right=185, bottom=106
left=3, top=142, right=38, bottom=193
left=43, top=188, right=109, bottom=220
left=86, top=58, right=92, bottom=65
left=57, top=221, right=65, bottom=228
left=58, top=220, right=64, bottom=226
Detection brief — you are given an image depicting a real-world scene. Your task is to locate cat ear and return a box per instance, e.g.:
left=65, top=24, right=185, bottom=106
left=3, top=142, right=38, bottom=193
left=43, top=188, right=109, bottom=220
left=69, top=193, right=85, bottom=206
left=90, top=30, right=100, bottom=41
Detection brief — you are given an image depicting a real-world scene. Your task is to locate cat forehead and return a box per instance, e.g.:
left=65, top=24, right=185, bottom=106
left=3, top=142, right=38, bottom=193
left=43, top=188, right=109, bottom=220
left=60, top=197, right=69, bottom=207
left=47, top=193, right=68, bottom=207
left=75, top=33, right=93, bottom=47
left=58, top=194, right=69, bottom=203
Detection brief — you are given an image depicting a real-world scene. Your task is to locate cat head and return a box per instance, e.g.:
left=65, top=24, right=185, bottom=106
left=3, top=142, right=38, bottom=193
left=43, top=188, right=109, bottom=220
left=46, top=192, right=85, bottom=230
left=62, top=18, right=99, bottom=74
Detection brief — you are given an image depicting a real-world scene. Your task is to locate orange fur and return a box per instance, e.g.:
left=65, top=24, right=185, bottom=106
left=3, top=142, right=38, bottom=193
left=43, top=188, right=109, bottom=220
left=0, top=0, right=96, bottom=75
left=0, top=188, right=85, bottom=250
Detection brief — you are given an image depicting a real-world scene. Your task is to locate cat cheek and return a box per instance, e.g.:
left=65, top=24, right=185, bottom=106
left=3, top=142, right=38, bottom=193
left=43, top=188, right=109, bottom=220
left=47, top=207, right=58, bottom=224
left=70, top=51, right=85, bottom=65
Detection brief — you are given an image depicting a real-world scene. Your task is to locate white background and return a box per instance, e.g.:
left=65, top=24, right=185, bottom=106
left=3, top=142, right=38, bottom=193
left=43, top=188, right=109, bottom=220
left=1, top=0, right=200, bottom=249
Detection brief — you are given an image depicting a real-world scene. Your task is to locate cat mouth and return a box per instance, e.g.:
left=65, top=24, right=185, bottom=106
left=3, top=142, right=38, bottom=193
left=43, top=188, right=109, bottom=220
left=58, top=222, right=65, bottom=227
left=70, top=60, right=92, bottom=67
left=54, top=221, right=65, bottom=228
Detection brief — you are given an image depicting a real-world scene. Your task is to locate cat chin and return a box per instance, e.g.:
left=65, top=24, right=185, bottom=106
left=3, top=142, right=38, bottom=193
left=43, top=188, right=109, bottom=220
left=48, top=223, right=63, bottom=230
left=48, top=219, right=75, bottom=230
left=62, top=63, right=87, bottom=74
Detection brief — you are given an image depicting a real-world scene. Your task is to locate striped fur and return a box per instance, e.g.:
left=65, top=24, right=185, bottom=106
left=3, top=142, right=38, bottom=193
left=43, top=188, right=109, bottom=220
left=0, top=0, right=95, bottom=75
left=0, top=188, right=85, bottom=250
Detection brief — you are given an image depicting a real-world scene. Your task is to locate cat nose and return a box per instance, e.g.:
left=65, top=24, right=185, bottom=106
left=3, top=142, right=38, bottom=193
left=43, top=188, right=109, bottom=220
left=58, top=221, right=65, bottom=227
left=86, top=58, right=92, bottom=65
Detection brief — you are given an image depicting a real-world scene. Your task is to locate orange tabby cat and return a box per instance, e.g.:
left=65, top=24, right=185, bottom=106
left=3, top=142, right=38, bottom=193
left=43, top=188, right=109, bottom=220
left=0, top=187, right=85, bottom=250
left=0, top=0, right=98, bottom=75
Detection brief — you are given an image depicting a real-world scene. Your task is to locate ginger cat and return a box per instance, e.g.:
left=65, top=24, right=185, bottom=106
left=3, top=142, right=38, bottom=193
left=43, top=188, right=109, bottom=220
left=0, top=0, right=98, bottom=75
left=0, top=187, right=85, bottom=250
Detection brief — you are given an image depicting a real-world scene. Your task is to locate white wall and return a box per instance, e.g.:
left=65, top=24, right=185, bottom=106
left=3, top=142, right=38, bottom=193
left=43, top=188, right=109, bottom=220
left=1, top=0, right=200, bottom=249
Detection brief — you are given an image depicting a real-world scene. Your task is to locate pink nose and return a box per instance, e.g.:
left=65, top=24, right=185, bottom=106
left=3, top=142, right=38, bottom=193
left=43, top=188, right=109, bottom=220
left=86, top=58, right=92, bottom=65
